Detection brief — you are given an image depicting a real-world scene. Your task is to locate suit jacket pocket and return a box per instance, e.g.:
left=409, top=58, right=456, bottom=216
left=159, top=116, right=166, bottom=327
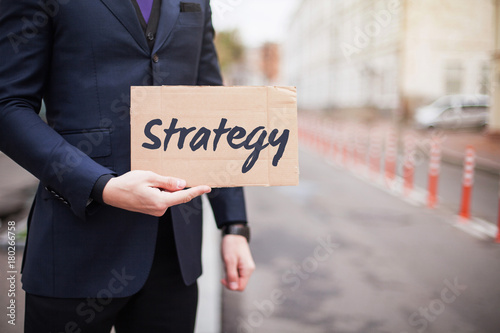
left=178, top=11, right=204, bottom=27
left=60, top=129, right=113, bottom=168
left=180, top=2, right=202, bottom=12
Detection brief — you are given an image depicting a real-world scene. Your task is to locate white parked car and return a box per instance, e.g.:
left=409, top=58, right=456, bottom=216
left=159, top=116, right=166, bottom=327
left=414, top=95, right=490, bottom=129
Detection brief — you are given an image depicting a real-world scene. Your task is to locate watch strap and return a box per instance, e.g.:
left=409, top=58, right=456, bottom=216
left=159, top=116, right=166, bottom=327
left=222, top=224, right=250, bottom=243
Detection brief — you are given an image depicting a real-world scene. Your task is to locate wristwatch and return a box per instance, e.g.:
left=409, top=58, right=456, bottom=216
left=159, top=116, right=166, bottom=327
left=222, top=224, right=250, bottom=243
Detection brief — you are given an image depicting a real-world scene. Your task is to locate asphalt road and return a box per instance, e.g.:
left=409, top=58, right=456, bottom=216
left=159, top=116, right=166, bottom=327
left=222, top=147, right=500, bottom=333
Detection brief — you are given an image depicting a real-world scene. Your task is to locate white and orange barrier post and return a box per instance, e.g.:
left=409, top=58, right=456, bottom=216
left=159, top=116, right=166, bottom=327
left=318, top=123, right=325, bottom=154
left=321, top=123, right=330, bottom=156
left=385, top=129, right=397, bottom=184
left=331, top=124, right=338, bottom=162
left=314, top=119, right=321, bottom=152
left=303, top=118, right=310, bottom=147
left=427, top=138, right=442, bottom=208
left=369, top=128, right=382, bottom=179
left=334, top=125, right=341, bottom=164
left=307, top=120, right=313, bottom=148
left=361, top=128, right=370, bottom=170
left=326, top=122, right=336, bottom=157
left=308, top=119, right=315, bottom=148
left=310, top=120, right=316, bottom=148
left=403, top=134, right=416, bottom=195
left=300, top=119, right=307, bottom=146
left=301, top=118, right=308, bottom=146
left=315, top=119, right=320, bottom=152
left=459, top=146, right=475, bottom=220
left=342, top=126, right=351, bottom=167
left=354, top=126, right=366, bottom=169
left=353, top=127, right=360, bottom=167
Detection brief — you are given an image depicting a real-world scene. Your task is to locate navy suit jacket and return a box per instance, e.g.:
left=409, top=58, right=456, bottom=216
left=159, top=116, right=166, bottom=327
left=0, top=0, right=247, bottom=298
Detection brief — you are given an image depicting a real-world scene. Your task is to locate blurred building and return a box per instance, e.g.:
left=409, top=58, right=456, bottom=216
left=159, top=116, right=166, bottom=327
left=222, top=43, right=282, bottom=86
left=490, top=0, right=500, bottom=135
left=260, top=43, right=281, bottom=84
left=283, top=0, right=495, bottom=120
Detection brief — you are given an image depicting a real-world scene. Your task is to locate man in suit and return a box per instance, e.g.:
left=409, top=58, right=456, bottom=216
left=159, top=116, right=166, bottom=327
left=0, top=0, right=255, bottom=332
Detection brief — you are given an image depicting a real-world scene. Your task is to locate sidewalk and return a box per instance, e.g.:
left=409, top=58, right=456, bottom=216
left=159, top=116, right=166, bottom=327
left=438, top=130, right=500, bottom=174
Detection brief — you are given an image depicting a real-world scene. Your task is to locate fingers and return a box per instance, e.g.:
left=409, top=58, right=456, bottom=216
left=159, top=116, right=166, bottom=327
left=163, top=185, right=212, bottom=206
left=221, top=262, right=255, bottom=291
left=223, top=254, right=241, bottom=291
left=221, top=236, right=255, bottom=292
left=236, top=265, right=253, bottom=291
left=102, top=170, right=211, bottom=216
left=140, top=185, right=211, bottom=217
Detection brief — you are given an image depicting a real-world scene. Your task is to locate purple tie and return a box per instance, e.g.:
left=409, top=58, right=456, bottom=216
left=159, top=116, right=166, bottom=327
left=136, top=0, right=154, bottom=23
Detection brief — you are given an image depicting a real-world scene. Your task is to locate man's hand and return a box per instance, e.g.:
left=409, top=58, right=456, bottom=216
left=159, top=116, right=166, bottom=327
left=221, top=234, right=255, bottom=292
left=102, top=170, right=211, bottom=216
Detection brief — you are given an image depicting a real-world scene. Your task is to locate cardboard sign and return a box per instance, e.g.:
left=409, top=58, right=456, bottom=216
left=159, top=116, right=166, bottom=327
left=130, top=86, right=299, bottom=187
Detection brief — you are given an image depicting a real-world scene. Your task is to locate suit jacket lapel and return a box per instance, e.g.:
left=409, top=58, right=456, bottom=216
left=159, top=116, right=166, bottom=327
left=153, top=0, right=181, bottom=54
left=100, top=0, right=150, bottom=54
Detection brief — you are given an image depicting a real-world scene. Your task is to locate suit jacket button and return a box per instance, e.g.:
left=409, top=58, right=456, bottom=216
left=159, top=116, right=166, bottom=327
left=152, top=54, right=159, bottom=63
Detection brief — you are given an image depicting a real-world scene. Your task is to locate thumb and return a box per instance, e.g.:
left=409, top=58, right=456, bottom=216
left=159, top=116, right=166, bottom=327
left=150, top=175, right=186, bottom=192
left=163, top=185, right=211, bottom=207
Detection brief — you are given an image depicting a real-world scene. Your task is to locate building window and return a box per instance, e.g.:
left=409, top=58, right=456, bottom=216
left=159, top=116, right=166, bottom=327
left=479, top=63, right=490, bottom=95
left=445, top=61, right=463, bottom=95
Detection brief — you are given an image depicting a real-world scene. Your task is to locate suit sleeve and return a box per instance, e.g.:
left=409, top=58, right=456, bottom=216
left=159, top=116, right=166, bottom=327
left=0, top=0, right=114, bottom=219
left=197, top=0, right=248, bottom=227
left=196, top=0, right=224, bottom=86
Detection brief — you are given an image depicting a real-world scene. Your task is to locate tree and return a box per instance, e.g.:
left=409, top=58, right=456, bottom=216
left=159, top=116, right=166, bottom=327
left=215, top=29, right=244, bottom=72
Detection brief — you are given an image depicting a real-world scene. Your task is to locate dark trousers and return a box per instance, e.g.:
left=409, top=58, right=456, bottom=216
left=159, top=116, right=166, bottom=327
left=24, top=214, right=198, bottom=333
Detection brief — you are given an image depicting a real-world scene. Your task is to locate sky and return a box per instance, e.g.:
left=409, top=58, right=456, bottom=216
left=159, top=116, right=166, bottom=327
left=211, top=0, right=301, bottom=47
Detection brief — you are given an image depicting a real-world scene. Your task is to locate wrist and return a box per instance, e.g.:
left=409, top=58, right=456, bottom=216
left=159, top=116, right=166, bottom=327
left=91, top=174, right=116, bottom=204
left=102, top=176, right=119, bottom=206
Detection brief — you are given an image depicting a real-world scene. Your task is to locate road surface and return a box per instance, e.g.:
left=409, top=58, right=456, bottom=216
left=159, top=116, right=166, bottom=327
left=222, top=147, right=500, bottom=333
